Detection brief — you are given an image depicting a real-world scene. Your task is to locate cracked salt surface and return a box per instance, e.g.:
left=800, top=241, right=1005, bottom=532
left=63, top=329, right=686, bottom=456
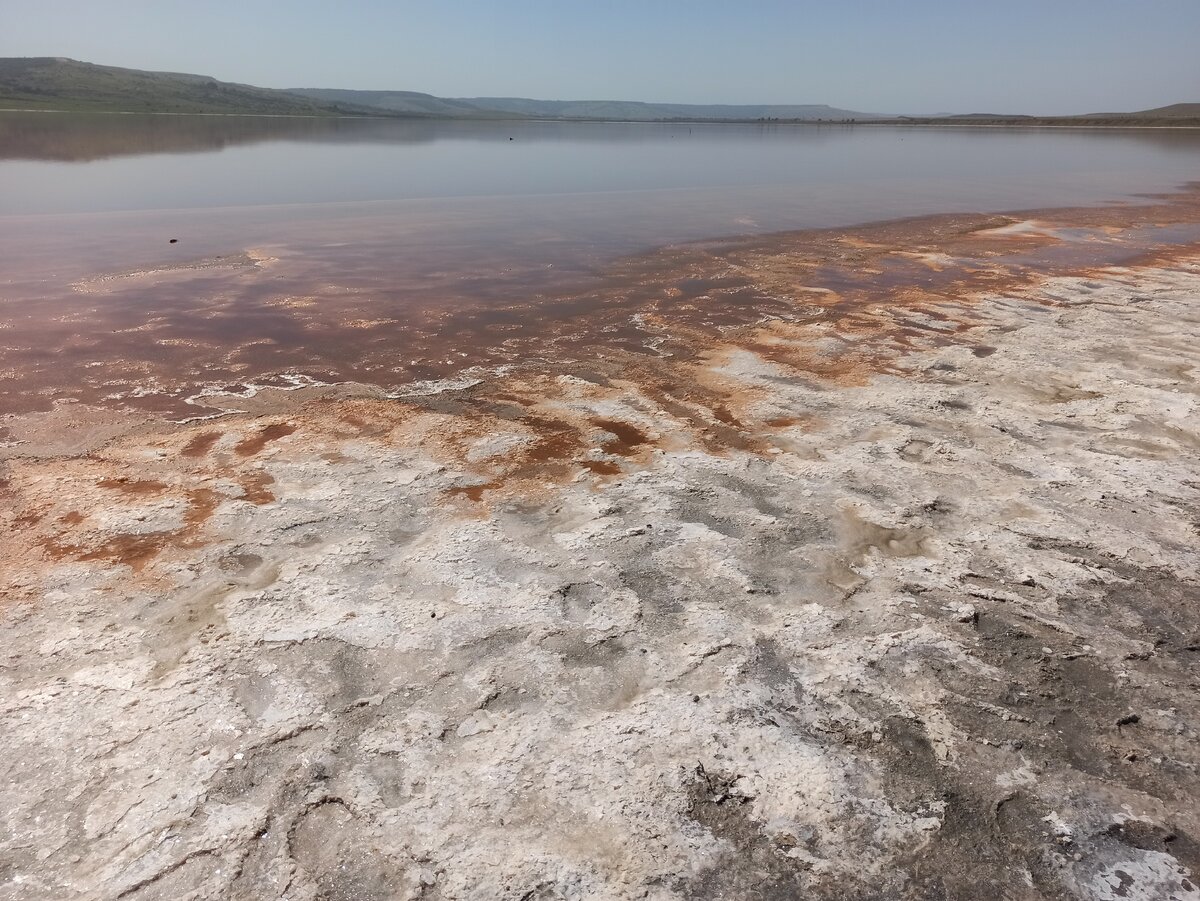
left=2, top=226, right=1200, bottom=897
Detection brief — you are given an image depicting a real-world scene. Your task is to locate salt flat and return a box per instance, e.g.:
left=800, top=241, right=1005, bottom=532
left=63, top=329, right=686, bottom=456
left=2, top=197, right=1200, bottom=899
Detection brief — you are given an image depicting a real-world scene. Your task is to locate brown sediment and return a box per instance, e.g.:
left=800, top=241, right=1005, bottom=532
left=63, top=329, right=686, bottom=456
left=233, top=422, right=297, bottom=456
left=519, top=416, right=584, bottom=467
left=96, top=477, right=169, bottom=496
left=36, top=485, right=222, bottom=572
left=580, top=460, right=622, bottom=475
left=592, top=418, right=651, bottom=456
left=711, top=406, right=742, bottom=427
left=181, top=430, right=222, bottom=458
left=12, top=508, right=46, bottom=529
left=238, top=471, right=276, bottom=505
left=446, top=480, right=504, bottom=503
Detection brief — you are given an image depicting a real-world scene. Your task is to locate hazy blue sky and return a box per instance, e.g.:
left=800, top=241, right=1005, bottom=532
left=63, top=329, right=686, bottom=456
left=3, top=0, right=1198, bottom=114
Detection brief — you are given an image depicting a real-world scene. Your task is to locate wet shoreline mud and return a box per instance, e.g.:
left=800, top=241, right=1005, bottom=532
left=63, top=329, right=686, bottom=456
left=3, top=183, right=1200, bottom=421
left=2, top=189, right=1200, bottom=899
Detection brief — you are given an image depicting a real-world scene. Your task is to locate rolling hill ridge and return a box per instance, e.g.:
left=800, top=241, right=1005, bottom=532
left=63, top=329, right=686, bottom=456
left=0, top=58, right=383, bottom=116
left=2, top=58, right=1196, bottom=126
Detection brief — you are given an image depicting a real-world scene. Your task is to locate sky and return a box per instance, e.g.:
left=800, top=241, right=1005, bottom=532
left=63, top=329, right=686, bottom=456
left=2, top=0, right=1199, bottom=114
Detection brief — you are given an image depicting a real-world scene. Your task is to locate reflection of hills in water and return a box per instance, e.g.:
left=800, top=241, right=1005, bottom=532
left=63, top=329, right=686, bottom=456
left=0, top=114, right=446, bottom=161
left=0, top=114, right=734, bottom=161
left=5, top=111, right=1200, bottom=163
left=0, top=114, right=848, bottom=162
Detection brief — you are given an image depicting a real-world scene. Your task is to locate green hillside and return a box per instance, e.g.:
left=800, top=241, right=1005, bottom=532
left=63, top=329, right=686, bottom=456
left=288, top=88, right=499, bottom=118
left=5, top=57, right=1195, bottom=126
left=0, top=58, right=381, bottom=116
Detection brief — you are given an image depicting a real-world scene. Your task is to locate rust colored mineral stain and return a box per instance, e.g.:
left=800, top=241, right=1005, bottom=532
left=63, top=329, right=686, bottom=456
left=234, top=422, right=297, bottom=457
left=711, top=406, right=742, bottom=427
left=97, top=477, right=169, bottom=496
left=447, top=480, right=503, bottom=502
left=13, top=509, right=45, bottom=529
left=181, top=430, right=221, bottom=458
left=46, top=487, right=222, bottom=572
left=580, top=460, right=622, bottom=475
left=238, top=471, right=277, bottom=505
left=592, top=418, right=650, bottom=456
left=77, top=534, right=168, bottom=572
left=522, top=417, right=585, bottom=466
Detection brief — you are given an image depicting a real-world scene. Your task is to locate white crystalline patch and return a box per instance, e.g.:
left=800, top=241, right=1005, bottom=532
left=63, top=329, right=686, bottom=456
left=1086, top=851, right=1200, bottom=901
left=175, top=372, right=331, bottom=421
left=675, top=522, right=725, bottom=542
left=1042, top=811, right=1074, bottom=840
left=93, top=498, right=187, bottom=535
left=995, top=764, right=1038, bottom=790
left=456, top=712, right=496, bottom=738
left=69, top=660, right=155, bottom=691
left=707, top=348, right=791, bottom=381
left=466, top=433, right=532, bottom=463
left=387, top=376, right=483, bottom=397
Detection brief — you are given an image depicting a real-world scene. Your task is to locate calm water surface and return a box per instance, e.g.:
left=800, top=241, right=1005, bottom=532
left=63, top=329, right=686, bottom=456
left=2, top=113, right=1199, bottom=416
left=2, top=113, right=1200, bottom=282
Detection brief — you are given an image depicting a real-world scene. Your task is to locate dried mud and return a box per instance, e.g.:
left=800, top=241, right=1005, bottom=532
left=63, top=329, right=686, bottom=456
left=1, top=189, right=1200, bottom=900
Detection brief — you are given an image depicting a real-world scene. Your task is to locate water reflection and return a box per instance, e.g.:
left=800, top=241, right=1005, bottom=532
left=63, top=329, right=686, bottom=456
left=0, top=113, right=844, bottom=162
left=3, top=110, right=1200, bottom=165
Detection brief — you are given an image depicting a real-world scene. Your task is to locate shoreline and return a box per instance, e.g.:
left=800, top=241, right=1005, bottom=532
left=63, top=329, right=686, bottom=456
left=5, top=107, right=1200, bottom=128
left=2, top=194, right=1200, bottom=898
left=4, top=183, right=1200, bottom=423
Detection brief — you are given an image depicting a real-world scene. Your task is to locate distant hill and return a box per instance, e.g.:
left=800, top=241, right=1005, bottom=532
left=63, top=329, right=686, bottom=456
left=451, top=97, right=878, bottom=121
left=890, top=103, right=1200, bottom=128
left=4, top=58, right=1195, bottom=127
left=288, top=90, right=878, bottom=122
left=1101, top=102, right=1200, bottom=120
left=287, top=88, right=498, bottom=118
left=936, top=112, right=1035, bottom=120
left=0, top=58, right=873, bottom=122
left=0, top=58, right=384, bottom=116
